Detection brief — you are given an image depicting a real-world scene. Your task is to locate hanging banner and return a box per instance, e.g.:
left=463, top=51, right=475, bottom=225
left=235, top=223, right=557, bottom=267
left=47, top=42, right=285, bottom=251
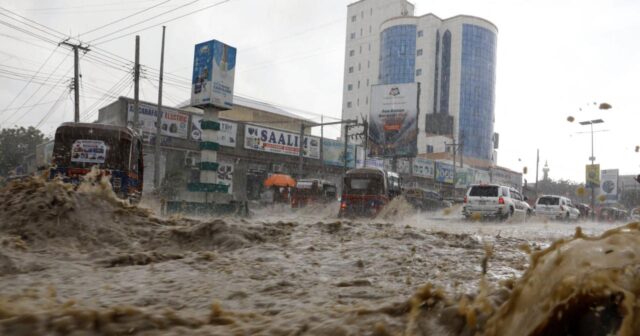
left=191, top=40, right=236, bottom=109
left=369, top=83, right=419, bottom=157
left=600, top=169, right=619, bottom=203
left=217, top=161, right=234, bottom=195
left=244, top=124, right=320, bottom=159
left=190, top=116, right=237, bottom=147
left=585, top=164, right=600, bottom=188
left=127, top=103, right=189, bottom=139
left=322, top=138, right=355, bottom=167
left=435, top=161, right=454, bottom=184
left=412, top=158, right=435, bottom=179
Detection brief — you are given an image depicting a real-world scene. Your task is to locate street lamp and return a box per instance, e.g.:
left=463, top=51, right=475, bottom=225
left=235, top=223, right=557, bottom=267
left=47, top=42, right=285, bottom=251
left=579, top=118, right=604, bottom=221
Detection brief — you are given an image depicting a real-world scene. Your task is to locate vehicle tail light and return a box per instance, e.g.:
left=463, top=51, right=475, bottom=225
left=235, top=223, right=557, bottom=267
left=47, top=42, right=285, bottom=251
left=498, top=197, right=505, bottom=205
left=463, top=196, right=468, bottom=204
left=560, top=205, right=564, bottom=211
left=340, top=201, right=347, bottom=209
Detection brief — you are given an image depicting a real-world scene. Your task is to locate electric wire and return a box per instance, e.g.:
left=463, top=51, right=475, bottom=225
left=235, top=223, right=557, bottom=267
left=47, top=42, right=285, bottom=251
left=80, top=0, right=172, bottom=38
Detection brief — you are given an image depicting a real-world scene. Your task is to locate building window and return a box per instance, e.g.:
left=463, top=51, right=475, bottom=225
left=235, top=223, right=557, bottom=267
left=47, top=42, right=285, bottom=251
left=369, top=26, right=372, bottom=33
left=357, top=98, right=360, bottom=106
left=380, top=24, right=417, bottom=84
left=417, top=49, right=423, bottom=56
left=427, top=145, right=434, bottom=153
left=366, top=78, right=369, bottom=86
left=368, top=43, right=371, bottom=51
left=417, top=30, right=423, bottom=37
left=357, top=80, right=360, bottom=88
left=349, top=50, right=354, bottom=57
left=359, top=45, right=362, bottom=53
left=351, top=15, right=356, bottom=22
left=366, top=96, right=369, bottom=105
left=347, top=101, right=352, bottom=108
left=440, top=30, right=452, bottom=115
left=416, top=68, right=422, bottom=76
left=367, top=60, right=370, bottom=68
left=347, top=84, right=353, bottom=91
left=361, top=11, right=364, bottom=18
left=350, top=32, right=355, bottom=39
left=348, top=66, right=354, bottom=73
left=370, top=8, right=373, bottom=15
left=360, top=28, right=363, bottom=36
left=358, top=63, right=361, bottom=71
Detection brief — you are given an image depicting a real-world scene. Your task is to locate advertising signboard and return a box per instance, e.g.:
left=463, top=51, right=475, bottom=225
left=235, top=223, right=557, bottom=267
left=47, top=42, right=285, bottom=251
left=586, top=164, right=600, bottom=188
left=127, top=103, right=189, bottom=139
left=71, top=140, right=107, bottom=164
left=322, top=138, right=355, bottom=168
left=456, top=167, right=471, bottom=189
left=474, top=169, right=491, bottom=184
left=191, top=40, right=236, bottom=109
left=369, top=83, right=419, bottom=157
left=244, top=124, right=320, bottom=159
left=412, top=158, right=435, bottom=179
left=600, top=169, right=619, bottom=203
left=435, top=161, right=454, bottom=184
left=217, top=161, right=233, bottom=195
left=190, top=116, right=237, bottom=147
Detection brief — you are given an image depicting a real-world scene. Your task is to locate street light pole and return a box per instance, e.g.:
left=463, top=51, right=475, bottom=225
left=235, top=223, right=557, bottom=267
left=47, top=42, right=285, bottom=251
left=580, top=118, right=604, bottom=221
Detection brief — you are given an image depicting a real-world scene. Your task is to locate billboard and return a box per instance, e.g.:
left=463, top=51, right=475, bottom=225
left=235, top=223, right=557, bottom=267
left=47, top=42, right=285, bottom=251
left=585, top=164, right=600, bottom=188
left=600, top=169, right=619, bottom=203
left=369, top=83, right=419, bottom=157
left=412, top=158, right=435, bottom=179
left=191, top=40, right=236, bottom=109
left=190, top=116, right=237, bottom=148
left=244, top=124, right=320, bottom=159
left=322, top=138, right=355, bottom=168
left=127, top=103, right=189, bottom=139
left=435, top=161, right=454, bottom=184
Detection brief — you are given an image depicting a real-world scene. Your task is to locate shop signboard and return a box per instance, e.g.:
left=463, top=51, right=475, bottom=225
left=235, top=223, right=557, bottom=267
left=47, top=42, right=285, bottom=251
left=369, top=83, right=419, bottom=157
left=435, top=161, right=454, bottom=184
left=127, top=103, right=189, bottom=139
left=455, top=167, right=471, bottom=189
left=412, top=158, right=435, bottom=179
left=244, top=124, right=320, bottom=159
left=191, top=40, right=236, bottom=109
left=600, top=169, right=619, bottom=203
left=190, top=115, right=237, bottom=147
left=322, top=138, right=355, bottom=167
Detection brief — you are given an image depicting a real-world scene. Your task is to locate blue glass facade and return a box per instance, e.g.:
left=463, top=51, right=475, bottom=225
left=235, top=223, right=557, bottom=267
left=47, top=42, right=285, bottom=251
left=439, top=30, right=451, bottom=115
left=459, top=24, right=496, bottom=161
left=380, top=25, right=416, bottom=84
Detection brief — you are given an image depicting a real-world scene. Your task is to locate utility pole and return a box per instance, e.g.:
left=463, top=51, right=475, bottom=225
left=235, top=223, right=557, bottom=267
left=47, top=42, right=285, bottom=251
left=534, top=149, right=539, bottom=197
left=133, top=35, right=140, bottom=130
left=154, top=26, right=166, bottom=190
left=343, top=124, right=349, bottom=172
left=362, top=119, right=368, bottom=168
left=298, top=122, right=305, bottom=178
left=320, top=115, right=324, bottom=171
left=59, top=41, right=90, bottom=122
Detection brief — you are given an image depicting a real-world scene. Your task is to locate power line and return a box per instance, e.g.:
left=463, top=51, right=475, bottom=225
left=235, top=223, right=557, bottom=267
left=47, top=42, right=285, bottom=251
left=88, top=0, right=201, bottom=44
left=80, top=0, right=172, bottom=38
left=92, top=0, right=232, bottom=46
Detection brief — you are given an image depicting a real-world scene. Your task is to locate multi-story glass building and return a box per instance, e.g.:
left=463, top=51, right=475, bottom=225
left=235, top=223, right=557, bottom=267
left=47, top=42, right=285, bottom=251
left=342, top=0, right=498, bottom=163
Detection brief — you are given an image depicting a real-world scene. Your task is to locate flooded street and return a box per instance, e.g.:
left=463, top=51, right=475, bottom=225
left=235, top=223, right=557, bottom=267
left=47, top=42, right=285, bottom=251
left=0, top=179, right=635, bottom=335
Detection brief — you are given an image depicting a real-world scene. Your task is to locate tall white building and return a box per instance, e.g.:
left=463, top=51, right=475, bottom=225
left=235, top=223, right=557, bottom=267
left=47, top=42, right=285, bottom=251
left=341, top=0, right=415, bottom=139
left=342, top=0, right=498, bottom=163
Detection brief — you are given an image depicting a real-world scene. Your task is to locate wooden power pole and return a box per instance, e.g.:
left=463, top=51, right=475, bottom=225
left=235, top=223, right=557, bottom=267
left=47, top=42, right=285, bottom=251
left=59, top=41, right=89, bottom=122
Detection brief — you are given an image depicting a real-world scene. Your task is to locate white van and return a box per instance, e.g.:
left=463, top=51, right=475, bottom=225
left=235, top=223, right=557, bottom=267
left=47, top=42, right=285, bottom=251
left=534, top=195, right=580, bottom=220
left=463, top=184, right=529, bottom=220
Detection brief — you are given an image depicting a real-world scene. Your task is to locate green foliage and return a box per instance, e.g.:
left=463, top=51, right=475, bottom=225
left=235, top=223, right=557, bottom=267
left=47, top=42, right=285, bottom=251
left=0, top=126, right=47, bottom=176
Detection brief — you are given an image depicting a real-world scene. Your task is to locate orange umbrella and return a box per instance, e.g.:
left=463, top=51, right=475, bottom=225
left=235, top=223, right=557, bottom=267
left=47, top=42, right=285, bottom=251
left=264, top=174, right=296, bottom=187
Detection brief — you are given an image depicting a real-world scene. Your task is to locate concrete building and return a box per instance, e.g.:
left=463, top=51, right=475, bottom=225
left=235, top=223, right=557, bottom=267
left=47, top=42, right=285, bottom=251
left=342, top=0, right=498, bottom=164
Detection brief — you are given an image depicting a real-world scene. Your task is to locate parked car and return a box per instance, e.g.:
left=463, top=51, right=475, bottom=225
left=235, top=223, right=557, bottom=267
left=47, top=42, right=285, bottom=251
left=462, top=184, right=530, bottom=220
left=534, top=195, right=580, bottom=221
left=291, top=179, right=337, bottom=208
left=575, top=203, right=592, bottom=219
left=403, top=187, right=452, bottom=211
left=598, top=207, right=629, bottom=222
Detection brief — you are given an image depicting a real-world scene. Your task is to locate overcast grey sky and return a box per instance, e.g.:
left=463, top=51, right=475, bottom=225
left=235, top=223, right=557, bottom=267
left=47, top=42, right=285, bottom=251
left=0, top=0, right=638, bottom=182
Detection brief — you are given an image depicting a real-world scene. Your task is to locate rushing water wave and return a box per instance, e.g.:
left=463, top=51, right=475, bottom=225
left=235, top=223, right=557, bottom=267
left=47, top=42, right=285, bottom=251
left=0, top=177, right=638, bottom=335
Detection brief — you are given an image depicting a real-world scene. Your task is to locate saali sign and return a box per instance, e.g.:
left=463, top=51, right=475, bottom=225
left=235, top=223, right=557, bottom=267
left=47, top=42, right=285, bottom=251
left=244, top=124, right=320, bottom=159
left=369, top=83, right=419, bottom=157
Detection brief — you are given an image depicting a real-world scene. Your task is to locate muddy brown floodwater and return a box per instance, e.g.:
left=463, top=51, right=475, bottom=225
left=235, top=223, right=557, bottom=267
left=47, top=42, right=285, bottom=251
left=1, top=177, right=639, bottom=335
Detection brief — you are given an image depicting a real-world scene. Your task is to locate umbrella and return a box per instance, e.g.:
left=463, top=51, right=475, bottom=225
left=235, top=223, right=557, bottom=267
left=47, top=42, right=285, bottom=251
left=264, top=174, right=296, bottom=187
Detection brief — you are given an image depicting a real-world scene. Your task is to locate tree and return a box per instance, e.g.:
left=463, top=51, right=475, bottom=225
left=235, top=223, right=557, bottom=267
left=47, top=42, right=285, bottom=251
left=0, top=126, right=47, bottom=176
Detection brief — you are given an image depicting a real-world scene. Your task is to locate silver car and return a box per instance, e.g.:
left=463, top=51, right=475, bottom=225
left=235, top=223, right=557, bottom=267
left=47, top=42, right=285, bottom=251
left=462, top=184, right=529, bottom=220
